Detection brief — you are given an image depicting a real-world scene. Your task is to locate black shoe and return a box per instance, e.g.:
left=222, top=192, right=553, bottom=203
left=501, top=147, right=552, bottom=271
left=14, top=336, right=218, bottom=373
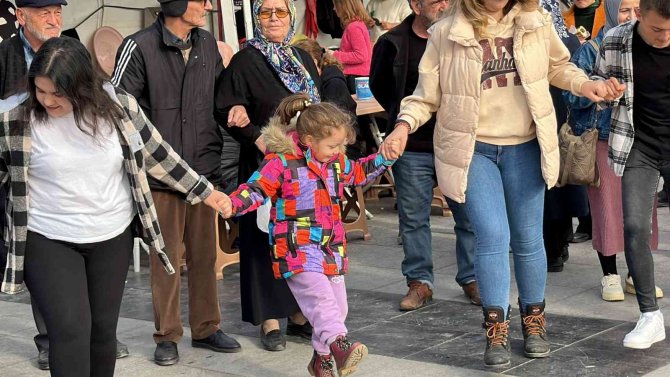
left=570, top=232, right=591, bottom=243
left=658, top=190, right=669, bottom=208
left=116, top=340, right=129, bottom=359
left=561, top=245, right=569, bottom=263
left=519, top=300, right=550, bottom=358
left=482, top=306, right=511, bottom=368
left=192, top=329, right=242, bottom=353
left=37, top=349, right=49, bottom=370
left=154, top=341, right=179, bottom=366
left=547, top=256, right=564, bottom=272
left=286, top=318, right=313, bottom=340
left=260, top=327, right=286, bottom=351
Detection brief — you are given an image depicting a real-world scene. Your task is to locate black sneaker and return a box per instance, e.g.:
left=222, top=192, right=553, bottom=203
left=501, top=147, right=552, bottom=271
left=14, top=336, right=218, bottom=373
left=192, top=329, right=242, bottom=353
left=154, top=341, right=179, bottom=366
left=116, top=340, right=129, bottom=359
left=286, top=318, right=313, bottom=340
left=260, top=327, right=286, bottom=351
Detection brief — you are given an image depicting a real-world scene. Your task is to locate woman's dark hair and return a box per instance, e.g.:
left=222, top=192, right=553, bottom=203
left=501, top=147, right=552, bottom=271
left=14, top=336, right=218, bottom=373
left=26, top=37, right=124, bottom=137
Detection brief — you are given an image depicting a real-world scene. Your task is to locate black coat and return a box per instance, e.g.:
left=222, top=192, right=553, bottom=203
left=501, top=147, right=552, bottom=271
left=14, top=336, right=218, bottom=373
left=112, top=15, right=224, bottom=189
left=214, top=46, right=322, bottom=182
left=370, top=14, right=435, bottom=153
left=0, top=35, right=26, bottom=100
left=321, top=65, right=356, bottom=116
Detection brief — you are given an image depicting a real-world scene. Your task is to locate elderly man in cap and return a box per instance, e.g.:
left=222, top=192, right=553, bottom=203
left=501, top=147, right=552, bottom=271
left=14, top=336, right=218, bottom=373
left=0, top=0, right=129, bottom=370
left=112, top=0, right=241, bottom=366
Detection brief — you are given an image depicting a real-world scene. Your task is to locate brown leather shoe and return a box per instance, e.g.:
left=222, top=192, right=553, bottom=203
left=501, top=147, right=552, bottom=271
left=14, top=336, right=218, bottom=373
left=399, top=281, right=433, bottom=311
left=462, top=281, right=481, bottom=306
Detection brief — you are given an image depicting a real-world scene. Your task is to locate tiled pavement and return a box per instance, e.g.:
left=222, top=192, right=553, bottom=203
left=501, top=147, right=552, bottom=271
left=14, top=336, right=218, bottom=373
left=1, top=196, right=670, bottom=376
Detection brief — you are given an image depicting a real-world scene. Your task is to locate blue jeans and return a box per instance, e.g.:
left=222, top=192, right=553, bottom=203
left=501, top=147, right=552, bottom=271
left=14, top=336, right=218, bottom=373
left=465, top=140, right=547, bottom=316
left=394, top=151, right=476, bottom=288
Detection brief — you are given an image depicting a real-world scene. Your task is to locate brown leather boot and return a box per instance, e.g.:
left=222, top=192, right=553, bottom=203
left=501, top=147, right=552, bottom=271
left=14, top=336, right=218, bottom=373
left=399, top=281, right=433, bottom=311
left=462, top=281, right=481, bottom=306
left=307, top=352, right=336, bottom=377
left=329, top=335, right=368, bottom=377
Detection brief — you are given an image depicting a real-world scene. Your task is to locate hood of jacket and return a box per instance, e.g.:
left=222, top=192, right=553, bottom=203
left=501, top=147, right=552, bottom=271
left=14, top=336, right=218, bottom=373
left=262, top=115, right=301, bottom=155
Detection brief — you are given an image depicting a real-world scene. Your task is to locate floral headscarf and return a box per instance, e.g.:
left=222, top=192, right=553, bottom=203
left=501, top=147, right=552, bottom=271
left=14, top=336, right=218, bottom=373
left=540, top=0, right=570, bottom=39
left=246, top=0, right=320, bottom=103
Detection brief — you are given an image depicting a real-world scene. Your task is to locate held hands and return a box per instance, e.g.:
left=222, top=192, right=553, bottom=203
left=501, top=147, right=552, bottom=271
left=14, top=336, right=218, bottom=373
left=581, top=78, right=626, bottom=103
left=203, top=190, right=234, bottom=218
left=380, top=122, right=410, bottom=160
left=227, top=105, right=250, bottom=127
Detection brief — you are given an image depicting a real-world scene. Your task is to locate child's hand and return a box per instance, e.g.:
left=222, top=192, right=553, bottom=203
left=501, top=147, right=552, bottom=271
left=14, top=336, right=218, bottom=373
left=203, top=190, right=233, bottom=218
left=387, top=138, right=402, bottom=159
left=220, top=194, right=234, bottom=218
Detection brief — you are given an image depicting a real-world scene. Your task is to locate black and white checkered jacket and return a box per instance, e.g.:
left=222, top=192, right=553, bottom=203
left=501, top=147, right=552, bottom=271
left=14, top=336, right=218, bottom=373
left=0, top=87, right=214, bottom=294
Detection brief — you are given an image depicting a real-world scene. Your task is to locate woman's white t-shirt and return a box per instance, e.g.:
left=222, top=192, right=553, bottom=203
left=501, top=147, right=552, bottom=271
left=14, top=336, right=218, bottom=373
left=27, top=112, right=136, bottom=243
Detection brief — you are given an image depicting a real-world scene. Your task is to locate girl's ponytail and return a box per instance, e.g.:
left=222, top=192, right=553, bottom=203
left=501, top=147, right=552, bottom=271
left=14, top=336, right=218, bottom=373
left=275, top=93, right=312, bottom=126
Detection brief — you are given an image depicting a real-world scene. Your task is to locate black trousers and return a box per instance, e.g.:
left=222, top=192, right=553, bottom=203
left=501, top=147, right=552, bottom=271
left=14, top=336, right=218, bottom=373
left=622, top=147, right=669, bottom=312
left=24, top=227, right=132, bottom=377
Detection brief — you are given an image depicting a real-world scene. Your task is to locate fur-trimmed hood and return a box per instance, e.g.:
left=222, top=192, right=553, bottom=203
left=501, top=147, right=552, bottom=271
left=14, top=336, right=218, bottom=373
left=262, top=115, right=301, bottom=155
left=261, top=115, right=348, bottom=157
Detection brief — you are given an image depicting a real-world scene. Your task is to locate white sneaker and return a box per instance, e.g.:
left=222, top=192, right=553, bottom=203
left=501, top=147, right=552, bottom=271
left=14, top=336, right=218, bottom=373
left=625, top=275, right=664, bottom=298
left=623, top=310, right=666, bottom=349
left=601, top=275, right=624, bottom=301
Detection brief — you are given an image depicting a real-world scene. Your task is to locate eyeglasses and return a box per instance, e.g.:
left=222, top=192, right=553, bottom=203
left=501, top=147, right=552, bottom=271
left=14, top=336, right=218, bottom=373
left=258, top=8, right=290, bottom=19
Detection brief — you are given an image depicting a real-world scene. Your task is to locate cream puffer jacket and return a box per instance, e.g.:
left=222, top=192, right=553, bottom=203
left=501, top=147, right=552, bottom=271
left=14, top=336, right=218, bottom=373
left=397, top=6, right=590, bottom=203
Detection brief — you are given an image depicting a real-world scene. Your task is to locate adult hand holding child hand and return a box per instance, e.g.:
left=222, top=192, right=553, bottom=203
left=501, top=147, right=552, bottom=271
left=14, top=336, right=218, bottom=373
left=581, top=78, right=626, bottom=103
left=203, top=190, right=234, bottom=218
left=380, top=121, right=410, bottom=160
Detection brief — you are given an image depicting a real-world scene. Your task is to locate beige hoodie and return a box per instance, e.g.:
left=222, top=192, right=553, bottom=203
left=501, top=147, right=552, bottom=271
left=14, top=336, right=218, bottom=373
left=397, top=5, right=590, bottom=203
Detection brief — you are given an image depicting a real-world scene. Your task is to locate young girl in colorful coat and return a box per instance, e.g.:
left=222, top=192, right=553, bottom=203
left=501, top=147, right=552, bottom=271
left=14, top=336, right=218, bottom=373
left=221, top=93, right=397, bottom=377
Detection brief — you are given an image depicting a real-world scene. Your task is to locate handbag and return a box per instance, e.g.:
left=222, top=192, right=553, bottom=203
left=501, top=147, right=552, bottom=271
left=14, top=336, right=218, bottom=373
left=556, top=120, right=600, bottom=187
left=556, top=39, right=602, bottom=188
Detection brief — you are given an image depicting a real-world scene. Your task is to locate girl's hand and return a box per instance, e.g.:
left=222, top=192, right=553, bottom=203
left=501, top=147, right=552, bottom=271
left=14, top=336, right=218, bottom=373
left=204, top=190, right=233, bottom=218
left=228, top=105, right=250, bottom=127
left=381, top=122, right=409, bottom=160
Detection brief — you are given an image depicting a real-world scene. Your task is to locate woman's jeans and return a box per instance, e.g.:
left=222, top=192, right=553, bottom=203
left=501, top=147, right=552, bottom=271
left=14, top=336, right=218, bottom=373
left=622, top=147, right=669, bottom=313
left=24, top=227, right=132, bottom=377
left=394, top=151, right=476, bottom=288
left=465, top=139, right=547, bottom=316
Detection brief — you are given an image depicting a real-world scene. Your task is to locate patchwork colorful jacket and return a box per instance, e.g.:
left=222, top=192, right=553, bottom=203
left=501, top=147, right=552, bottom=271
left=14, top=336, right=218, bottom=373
left=229, top=117, right=393, bottom=278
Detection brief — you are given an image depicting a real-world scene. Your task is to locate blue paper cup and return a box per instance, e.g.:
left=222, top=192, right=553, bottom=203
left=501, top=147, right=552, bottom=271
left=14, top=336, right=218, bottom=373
left=355, top=77, right=373, bottom=100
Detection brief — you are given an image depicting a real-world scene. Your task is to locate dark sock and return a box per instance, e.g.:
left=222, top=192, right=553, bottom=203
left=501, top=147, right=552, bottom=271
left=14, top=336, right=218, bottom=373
left=597, top=252, right=617, bottom=276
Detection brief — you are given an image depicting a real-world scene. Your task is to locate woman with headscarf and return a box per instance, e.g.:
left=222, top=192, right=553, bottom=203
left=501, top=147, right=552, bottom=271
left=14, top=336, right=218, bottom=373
left=563, top=0, right=663, bottom=303
left=214, top=0, right=321, bottom=352
left=539, top=0, right=590, bottom=274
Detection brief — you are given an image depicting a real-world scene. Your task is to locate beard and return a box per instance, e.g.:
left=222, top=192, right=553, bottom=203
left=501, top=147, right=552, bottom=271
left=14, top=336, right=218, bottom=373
left=24, top=20, right=61, bottom=43
left=421, top=9, right=447, bottom=29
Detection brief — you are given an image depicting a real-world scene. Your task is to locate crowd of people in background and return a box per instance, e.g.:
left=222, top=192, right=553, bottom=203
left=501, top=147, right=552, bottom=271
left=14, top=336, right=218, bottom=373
left=0, top=0, right=669, bottom=376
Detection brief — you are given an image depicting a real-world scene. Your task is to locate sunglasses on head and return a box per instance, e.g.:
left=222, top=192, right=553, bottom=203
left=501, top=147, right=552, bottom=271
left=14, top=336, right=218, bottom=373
left=259, top=8, right=290, bottom=19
